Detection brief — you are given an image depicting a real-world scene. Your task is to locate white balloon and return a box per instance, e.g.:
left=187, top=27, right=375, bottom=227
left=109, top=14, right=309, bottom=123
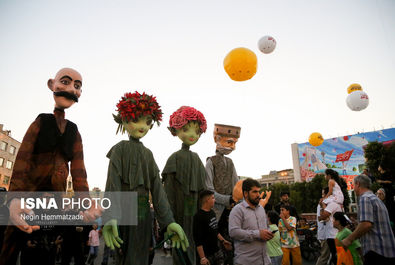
left=258, top=35, right=276, bottom=54
left=346, top=90, right=369, bottom=111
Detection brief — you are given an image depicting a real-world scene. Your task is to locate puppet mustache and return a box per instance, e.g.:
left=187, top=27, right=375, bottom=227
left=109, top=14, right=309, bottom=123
left=54, top=91, right=79, bottom=102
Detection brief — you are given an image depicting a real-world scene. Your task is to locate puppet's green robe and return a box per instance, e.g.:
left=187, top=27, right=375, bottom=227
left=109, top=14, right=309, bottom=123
left=162, top=143, right=206, bottom=265
left=105, top=137, right=174, bottom=265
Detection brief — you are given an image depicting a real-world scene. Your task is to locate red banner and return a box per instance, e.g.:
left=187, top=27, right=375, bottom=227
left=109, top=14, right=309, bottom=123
left=335, top=149, right=354, bottom=162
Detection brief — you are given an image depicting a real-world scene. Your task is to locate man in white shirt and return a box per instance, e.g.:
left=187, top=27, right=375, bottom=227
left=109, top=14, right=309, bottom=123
left=316, top=188, right=330, bottom=265
left=318, top=194, right=342, bottom=265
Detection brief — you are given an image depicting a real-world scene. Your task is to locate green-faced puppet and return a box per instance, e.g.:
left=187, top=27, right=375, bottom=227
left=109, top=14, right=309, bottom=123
left=162, top=106, right=207, bottom=265
left=103, top=92, right=188, bottom=265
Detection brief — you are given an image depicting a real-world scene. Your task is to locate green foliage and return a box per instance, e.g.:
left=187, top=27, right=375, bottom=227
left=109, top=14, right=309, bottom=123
left=371, top=182, right=381, bottom=193
left=381, top=142, right=395, bottom=176
left=364, top=141, right=395, bottom=179
left=364, top=141, right=384, bottom=178
left=262, top=174, right=353, bottom=213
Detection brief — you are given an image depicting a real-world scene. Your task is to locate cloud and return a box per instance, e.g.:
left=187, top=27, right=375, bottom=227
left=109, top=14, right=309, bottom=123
left=348, top=136, right=368, bottom=147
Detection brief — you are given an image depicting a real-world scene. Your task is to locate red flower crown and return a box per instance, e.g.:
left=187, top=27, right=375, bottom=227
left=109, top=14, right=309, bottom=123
left=168, top=106, right=207, bottom=136
left=113, top=91, right=162, bottom=134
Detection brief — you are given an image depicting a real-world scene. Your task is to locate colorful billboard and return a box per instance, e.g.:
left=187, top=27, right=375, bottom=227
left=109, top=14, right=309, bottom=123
left=292, top=128, right=395, bottom=189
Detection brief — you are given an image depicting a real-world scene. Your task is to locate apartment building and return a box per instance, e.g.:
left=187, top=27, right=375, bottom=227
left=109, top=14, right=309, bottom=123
left=0, top=124, right=21, bottom=190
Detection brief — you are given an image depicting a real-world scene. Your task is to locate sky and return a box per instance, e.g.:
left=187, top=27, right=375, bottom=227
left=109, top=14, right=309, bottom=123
left=1, top=0, right=394, bottom=190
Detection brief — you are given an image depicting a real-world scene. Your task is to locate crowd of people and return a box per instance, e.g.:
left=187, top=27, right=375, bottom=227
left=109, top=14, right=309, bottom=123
left=192, top=168, right=395, bottom=265
left=314, top=169, right=395, bottom=265
left=1, top=170, right=395, bottom=265
left=0, top=68, right=394, bottom=265
left=0, top=203, right=115, bottom=265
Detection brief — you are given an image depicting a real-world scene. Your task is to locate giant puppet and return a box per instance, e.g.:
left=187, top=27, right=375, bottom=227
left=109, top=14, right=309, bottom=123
left=204, top=124, right=240, bottom=265
left=0, top=68, right=99, bottom=264
left=205, top=124, right=241, bottom=220
left=162, top=106, right=207, bottom=265
left=102, top=92, right=188, bottom=265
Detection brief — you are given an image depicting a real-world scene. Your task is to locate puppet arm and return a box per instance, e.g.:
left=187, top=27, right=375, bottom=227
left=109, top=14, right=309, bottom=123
left=161, top=172, right=189, bottom=252
left=151, top=163, right=175, bottom=230
left=102, top=146, right=124, bottom=249
left=167, top=222, right=189, bottom=252
left=70, top=131, right=89, bottom=192
left=103, top=219, right=123, bottom=250
left=8, top=118, right=41, bottom=233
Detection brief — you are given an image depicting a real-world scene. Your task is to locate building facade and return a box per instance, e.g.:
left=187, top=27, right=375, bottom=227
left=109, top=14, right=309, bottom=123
left=258, top=169, right=295, bottom=188
left=0, top=124, right=21, bottom=190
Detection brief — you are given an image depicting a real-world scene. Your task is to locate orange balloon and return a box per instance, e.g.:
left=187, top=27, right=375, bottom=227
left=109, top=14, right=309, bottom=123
left=224, top=47, right=257, bottom=81
left=347, top=83, right=362, bottom=94
left=309, top=132, right=324, bottom=147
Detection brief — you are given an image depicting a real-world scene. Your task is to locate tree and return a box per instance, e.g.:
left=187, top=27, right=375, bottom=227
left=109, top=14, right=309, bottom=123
left=364, top=141, right=384, bottom=178
left=380, top=142, right=395, bottom=178
left=261, top=174, right=351, bottom=213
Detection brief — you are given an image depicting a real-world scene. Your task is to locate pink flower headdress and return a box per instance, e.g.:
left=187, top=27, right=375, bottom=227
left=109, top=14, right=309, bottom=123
left=168, top=106, right=207, bottom=136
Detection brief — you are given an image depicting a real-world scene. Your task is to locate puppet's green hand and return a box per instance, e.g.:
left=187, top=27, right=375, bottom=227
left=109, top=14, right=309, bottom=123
left=167, top=222, right=189, bottom=252
left=103, top=219, right=123, bottom=250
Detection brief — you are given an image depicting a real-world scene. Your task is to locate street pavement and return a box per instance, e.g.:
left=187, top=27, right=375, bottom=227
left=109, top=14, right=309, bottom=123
left=152, top=251, right=317, bottom=265
left=152, top=248, right=317, bottom=265
left=86, top=241, right=318, bottom=265
left=15, top=237, right=317, bottom=264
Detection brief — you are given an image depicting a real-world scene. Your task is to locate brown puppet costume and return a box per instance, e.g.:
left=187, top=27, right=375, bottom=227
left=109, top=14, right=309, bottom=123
left=0, top=68, right=97, bottom=265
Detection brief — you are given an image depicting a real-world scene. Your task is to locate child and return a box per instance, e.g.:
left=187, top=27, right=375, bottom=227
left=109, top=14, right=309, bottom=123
left=267, top=211, right=283, bottom=265
left=322, top=169, right=344, bottom=207
left=86, top=223, right=100, bottom=265
left=278, top=205, right=302, bottom=265
left=333, top=212, right=363, bottom=265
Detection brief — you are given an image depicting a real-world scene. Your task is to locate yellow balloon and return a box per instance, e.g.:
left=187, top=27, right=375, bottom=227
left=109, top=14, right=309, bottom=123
left=309, top=132, right=324, bottom=147
left=347, top=83, right=362, bottom=94
left=223, top=47, right=257, bottom=81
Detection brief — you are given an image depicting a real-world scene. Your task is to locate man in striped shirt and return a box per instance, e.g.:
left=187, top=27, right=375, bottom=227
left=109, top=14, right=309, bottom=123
left=342, top=174, right=395, bottom=265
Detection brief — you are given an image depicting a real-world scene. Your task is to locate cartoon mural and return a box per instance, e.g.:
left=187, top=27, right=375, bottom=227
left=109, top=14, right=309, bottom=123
left=294, top=128, right=395, bottom=189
